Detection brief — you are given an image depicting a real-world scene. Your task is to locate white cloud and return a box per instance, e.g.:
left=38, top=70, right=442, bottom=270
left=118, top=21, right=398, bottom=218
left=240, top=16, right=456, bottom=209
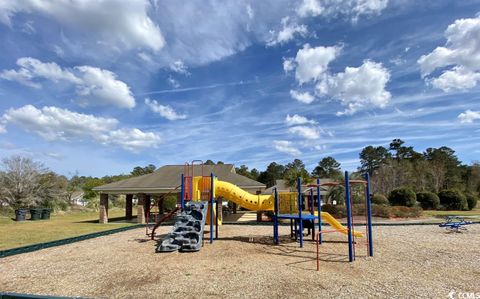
left=283, top=57, right=296, bottom=73
left=316, top=60, right=391, bottom=115
left=169, top=60, right=190, bottom=75
left=288, top=126, right=321, bottom=139
left=97, top=128, right=161, bottom=152
left=0, top=0, right=165, bottom=51
left=1, top=105, right=160, bottom=152
left=458, top=110, right=480, bottom=123
left=297, top=0, right=323, bottom=17
left=285, top=114, right=317, bottom=125
left=418, top=15, right=480, bottom=91
left=74, top=66, right=135, bottom=109
left=297, top=0, right=389, bottom=22
left=145, top=98, right=187, bottom=120
left=0, top=58, right=135, bottom=109
left=294, top=44, right=340, bottom=84
left=246, top=4, right=254, bottom=19
left=167, top=76, right=180, bottom=88
left=0, top=57, right=80, bottom=87
left=274, top=140, right=301, bottom=155
left=0, top=124, right=6, bottom=134
left=138, top=52, right=153, bottom=63
left=267, top=16, right=308, bottom=46
left=430, top=67, right=480, bottom=91
left=290, top=90, right=315, bottom=104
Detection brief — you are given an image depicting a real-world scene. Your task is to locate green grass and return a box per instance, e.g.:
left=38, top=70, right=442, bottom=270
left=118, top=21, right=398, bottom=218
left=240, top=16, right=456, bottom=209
left=422, top=207, right=480, bottom=219
left=0, top=209, right=137, bottom=251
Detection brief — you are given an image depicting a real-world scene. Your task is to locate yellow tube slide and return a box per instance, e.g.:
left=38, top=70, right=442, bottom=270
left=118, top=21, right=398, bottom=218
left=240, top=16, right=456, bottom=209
left=196, top=177, right=363, bottom=237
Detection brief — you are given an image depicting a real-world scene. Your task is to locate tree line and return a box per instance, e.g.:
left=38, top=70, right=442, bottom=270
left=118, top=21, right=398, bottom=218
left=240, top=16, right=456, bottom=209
left=0, top=138, right=478, bottom=212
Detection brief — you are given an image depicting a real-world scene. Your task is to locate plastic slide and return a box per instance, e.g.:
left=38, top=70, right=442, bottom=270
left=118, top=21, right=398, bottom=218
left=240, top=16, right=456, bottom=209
left=205, top=178, right=363, bottom=237
left=317, top=211, right=364, bottom=237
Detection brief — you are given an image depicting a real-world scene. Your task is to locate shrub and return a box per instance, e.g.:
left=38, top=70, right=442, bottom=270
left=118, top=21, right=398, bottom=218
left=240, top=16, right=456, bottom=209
left=352, top=204, right=365, bottom=216
left=465, top=193, right=478, bottom=211
left=370, top=204, right=391, bottom=218
left=371, top=194, right=389, bottom=206
left=390, top=206, right=423, bottom=218
left=321, top=204, right=346, bottom=218
left=388, top=188, right=417, bottom=207
left=163, top=194, right=178, bottom=211
left=416, top=192, right=440, bottom=210
left=438, top=189, right=468, bottom=210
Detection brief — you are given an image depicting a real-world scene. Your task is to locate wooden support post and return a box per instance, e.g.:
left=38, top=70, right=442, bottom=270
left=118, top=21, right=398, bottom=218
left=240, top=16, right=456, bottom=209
left=256, top=211, right=262, bottom=222
left=232, top=202, right=237, bottom=214
left=145, top=195, right=151, bottom=222
left=99, top=193, right=109, bottom=224
left=159, top=196, right=165, bottom=214
left=125, top=194, right=133, bottom=220
left=137, top=194, right=146, bottom=224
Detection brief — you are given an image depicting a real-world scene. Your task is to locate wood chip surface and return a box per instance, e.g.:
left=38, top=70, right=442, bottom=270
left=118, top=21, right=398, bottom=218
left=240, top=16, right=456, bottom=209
left=1, top=225, right=479, bottom=298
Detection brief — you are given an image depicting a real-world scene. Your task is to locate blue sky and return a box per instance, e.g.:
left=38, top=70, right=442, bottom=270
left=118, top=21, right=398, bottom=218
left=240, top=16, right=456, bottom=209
left=0, top=0, right=479, bottom=177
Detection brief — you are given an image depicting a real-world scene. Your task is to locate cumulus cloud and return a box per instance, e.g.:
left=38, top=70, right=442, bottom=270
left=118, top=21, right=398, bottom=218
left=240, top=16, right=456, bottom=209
left=145, top=98, right=187, bottom=121
left=294, top=44, right=340, bottom=84
left=0, top=0, right=165, bottom=51
left=0, top=57, right=80, bottom=88
left=167, top=76, right=180, bottom=88
left=290, top=90, right=315, bottom=104
left=1, top=105, right=160, bottom=151
left=285, top=114, right=317, bottom=125
left=418, top=15, right=480, bottom=91
left=316, top=60, right=391, bottom=115
left=283, top=57, right=296, bottom=73
left=274, top=140, right=301, bottom=155
left=458, top=110, right=480, bottom=123
left=288, top=126, right=321, bottom=139
left=297, top=0, right=389, bottom=22
left=267, top=16, right=308, bottom=46
left=74, top=66, right=135, bottom=108
left=169, top=60, right=190, bottom=75
left=0, top=57, right=135, bottom=109
left=285, top=43, right=390, bottom=114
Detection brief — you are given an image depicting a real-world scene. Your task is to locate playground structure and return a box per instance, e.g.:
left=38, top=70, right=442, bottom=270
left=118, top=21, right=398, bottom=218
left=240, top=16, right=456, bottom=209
left=157, top=201, right=209, bottom=252
left=149, top=160, right=374, bottom=265
left=439, top=216, right=473, bottom=232
left=273, top=172, right=373, bottom=268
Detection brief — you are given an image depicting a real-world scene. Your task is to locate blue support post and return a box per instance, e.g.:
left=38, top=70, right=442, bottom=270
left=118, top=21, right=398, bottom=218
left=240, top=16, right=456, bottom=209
left=180, top=174, right=185, bottom=210
left=365, top=173, right=374, bottom=257
left=210, top=172, right=214, bottom=244
left=273, top=188, right=279, bottom=245
left=297, top=177, right=303, bottom=248
left=215, top=177, right=219, bottom=240
left=317, top=178, right=322, bottom=244
left=345, top=171, right=354, bottom=262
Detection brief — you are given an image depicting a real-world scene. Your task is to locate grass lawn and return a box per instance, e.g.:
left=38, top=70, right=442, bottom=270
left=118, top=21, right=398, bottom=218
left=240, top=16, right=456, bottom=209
left=0, top=209, right=138, bottom=251
left=422, top=207, right=480, bottom=219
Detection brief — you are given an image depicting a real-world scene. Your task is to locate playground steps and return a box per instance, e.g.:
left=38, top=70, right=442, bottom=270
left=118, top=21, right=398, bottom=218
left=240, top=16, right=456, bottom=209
left=156, top=201, right=208, bottom=252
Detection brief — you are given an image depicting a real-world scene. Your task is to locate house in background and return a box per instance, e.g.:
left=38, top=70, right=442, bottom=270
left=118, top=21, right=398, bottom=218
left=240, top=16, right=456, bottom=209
left=71, top=191, right=87, bottom=206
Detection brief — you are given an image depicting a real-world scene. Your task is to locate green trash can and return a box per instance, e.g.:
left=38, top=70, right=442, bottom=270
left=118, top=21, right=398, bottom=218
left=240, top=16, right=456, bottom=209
left=15, top=209, right=29, bottom=221
left=30, top=208, right=42, bottom=220
left=41, top=208, right=51, bottom=220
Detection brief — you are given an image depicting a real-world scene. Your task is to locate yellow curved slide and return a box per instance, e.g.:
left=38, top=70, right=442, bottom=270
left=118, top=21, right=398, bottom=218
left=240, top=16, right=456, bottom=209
left=194, top=177, right=362, bottom=237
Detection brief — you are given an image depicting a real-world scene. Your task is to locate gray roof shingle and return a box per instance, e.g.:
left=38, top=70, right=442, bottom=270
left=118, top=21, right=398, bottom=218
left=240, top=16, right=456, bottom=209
left=93, top=164, right=265, bottom=193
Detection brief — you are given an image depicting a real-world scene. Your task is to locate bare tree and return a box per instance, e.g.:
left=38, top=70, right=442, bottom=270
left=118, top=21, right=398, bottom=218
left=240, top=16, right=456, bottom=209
left=0, top=156, right=47, bottom=209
